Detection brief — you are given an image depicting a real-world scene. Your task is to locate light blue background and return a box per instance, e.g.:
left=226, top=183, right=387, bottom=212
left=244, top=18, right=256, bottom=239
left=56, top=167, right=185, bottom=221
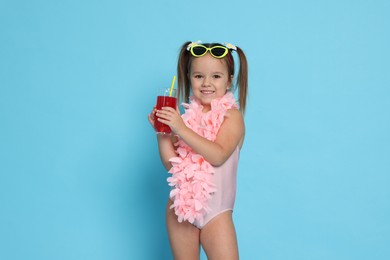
left=1, top=0, right=389, bottom=259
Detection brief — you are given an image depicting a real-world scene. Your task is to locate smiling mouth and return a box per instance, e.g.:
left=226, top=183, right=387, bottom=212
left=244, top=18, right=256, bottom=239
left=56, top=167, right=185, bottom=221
left=201, top=90, right=215, bottom=94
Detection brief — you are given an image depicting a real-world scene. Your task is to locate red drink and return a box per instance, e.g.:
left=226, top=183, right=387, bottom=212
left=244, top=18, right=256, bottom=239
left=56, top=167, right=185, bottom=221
left=154, top=95, right=177, bottom=134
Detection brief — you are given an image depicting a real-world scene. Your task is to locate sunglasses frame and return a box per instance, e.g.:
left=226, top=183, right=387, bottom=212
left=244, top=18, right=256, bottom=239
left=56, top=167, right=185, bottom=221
left=189, top=44, right=229, bottom=59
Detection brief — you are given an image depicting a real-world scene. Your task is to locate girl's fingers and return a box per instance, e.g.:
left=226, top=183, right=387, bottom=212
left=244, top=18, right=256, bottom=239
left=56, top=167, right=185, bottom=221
left=161, top=106, right=176, bottom=112
left=156, top=109, right=171, bottom=116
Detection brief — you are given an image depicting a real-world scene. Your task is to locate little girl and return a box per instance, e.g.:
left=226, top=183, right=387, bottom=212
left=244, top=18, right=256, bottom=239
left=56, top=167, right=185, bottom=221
left=148, top=40, right=248, bottom=260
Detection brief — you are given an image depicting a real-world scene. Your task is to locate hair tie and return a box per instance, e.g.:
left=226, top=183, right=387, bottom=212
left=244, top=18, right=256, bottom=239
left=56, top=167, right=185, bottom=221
left=186, top=40, right=202, bottom=51
left=223, top=43, right=237, bottom=51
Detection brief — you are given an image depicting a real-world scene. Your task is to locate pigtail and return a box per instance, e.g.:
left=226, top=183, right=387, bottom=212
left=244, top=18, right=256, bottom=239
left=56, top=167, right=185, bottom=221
left=235, top=47, right=248, bottom=114
left=177, top=41, right=192, bottom=104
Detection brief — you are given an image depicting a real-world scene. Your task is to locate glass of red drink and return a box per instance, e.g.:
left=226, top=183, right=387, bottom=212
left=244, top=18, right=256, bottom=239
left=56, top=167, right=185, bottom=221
left=154, top=88, right=177, bottom=134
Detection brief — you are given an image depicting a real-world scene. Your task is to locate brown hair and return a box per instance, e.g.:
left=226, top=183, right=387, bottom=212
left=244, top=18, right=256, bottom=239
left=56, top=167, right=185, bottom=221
left=177, top=41, right=248, bottom=113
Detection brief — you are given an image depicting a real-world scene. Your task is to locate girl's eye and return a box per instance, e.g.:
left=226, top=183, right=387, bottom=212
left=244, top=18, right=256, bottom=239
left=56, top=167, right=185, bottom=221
left=194, top=75, right=203, bottom=79
left=213, top=75, right=221, bottom=79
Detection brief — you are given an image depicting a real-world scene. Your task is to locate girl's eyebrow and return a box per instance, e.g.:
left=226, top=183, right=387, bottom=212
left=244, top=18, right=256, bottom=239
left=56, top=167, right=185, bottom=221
left=191, top=71, right=225, bottom=74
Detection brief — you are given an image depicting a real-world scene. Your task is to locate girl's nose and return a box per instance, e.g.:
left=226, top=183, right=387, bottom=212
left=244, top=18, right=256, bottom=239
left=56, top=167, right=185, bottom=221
left=202, top=77, right=211, bottom=87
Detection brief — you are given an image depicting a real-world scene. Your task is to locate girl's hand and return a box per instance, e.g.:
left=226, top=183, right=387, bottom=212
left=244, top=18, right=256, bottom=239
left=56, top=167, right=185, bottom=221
left=155, top=106, right=185, bottom=135
left=149, top=106, right=179, bottom=170
left=148, top=107, right=157, bottom=130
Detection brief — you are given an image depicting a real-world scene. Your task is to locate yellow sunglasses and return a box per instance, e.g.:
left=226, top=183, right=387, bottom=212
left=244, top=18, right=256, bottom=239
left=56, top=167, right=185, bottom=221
left=189, top=44, right=229, bottom=58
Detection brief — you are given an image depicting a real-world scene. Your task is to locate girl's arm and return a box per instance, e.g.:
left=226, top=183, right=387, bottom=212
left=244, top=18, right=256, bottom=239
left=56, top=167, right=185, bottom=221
left=148, top=109, right=177, bottom=171
left=156, top=107, right=245, bottom=166
left=156, top=134, right=177, bottom=170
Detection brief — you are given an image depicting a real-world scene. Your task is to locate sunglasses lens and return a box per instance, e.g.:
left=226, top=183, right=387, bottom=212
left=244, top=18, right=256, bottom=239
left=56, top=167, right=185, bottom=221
left=192, top=46, right=207, bottom=56
left=211, top=47, right=227, bottom=57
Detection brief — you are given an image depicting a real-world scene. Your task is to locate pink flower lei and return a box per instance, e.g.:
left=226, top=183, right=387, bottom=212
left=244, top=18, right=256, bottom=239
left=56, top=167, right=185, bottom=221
left=167, top=92, right=238, bottom=226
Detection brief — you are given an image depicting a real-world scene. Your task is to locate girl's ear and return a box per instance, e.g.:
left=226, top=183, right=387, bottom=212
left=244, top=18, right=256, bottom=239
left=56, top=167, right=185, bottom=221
left=227, top=75, right=234, bottom=89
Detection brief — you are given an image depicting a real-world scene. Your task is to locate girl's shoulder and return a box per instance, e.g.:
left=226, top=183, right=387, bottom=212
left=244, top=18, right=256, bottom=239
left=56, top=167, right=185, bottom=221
left=225, top=107, right=243, bottom=119
left=223, top=108, right=245, bottom=131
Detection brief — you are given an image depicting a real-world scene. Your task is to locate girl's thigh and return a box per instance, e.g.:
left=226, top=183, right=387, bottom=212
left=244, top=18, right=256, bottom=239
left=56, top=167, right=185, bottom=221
left=200, top=211, right=239, bottom=260
left=166, top=199, right=201, bottom=260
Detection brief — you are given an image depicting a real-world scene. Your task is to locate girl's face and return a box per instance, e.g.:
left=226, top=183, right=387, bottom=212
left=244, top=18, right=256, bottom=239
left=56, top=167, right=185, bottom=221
left=189, top=53, right=233, bottom=112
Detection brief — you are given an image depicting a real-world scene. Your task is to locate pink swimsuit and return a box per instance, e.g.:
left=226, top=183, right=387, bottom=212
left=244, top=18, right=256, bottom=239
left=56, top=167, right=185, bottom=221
left=167, top=92, right=240, bottom=229
left=194, top=146, right=239, bottom=229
